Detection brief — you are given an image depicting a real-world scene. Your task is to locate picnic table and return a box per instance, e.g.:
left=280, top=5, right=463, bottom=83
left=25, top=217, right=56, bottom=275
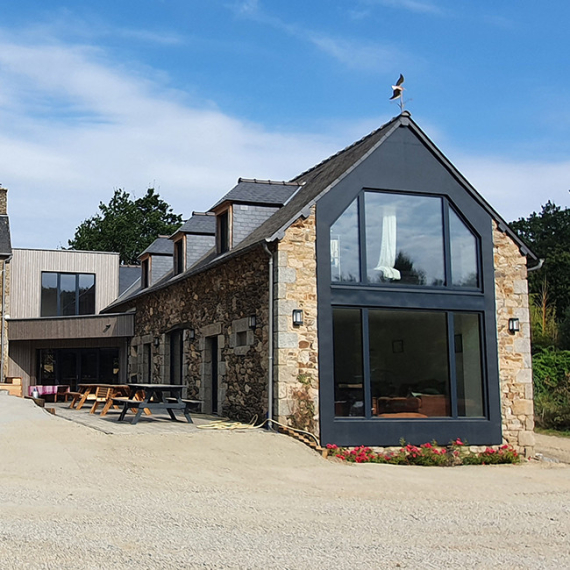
left=69, top=384, right=129, bottom=411
left=115, top=384, right=195, bottom=425
left=28, top=384, right=70, bottom=402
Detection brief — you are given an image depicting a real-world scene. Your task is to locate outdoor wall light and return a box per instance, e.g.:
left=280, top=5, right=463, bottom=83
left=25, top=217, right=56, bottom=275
left=508, top=318, right=520, bottom=334
left=188, top=328, right=195, bottom=340
left=292, top=309, right=304, bottom=327
left=248, top=315, right=257, bottom=329
left=153, top=337, right=160, bottom=347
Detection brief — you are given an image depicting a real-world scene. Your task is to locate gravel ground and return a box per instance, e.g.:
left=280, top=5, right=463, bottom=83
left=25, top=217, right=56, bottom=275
left=0, top=395, right=569, bottom=569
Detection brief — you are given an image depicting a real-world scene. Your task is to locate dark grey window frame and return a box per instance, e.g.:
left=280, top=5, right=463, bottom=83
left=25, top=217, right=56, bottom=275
left=317, top=187, right=501, bottom=447
left=41, top=271, right=96, bottom=317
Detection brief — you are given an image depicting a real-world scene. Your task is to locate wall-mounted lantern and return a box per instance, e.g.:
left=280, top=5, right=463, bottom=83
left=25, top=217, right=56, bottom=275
left=153, top=337, right=160, bottom=347
left=292, top=309, right=304, bottom=327
left=508, top=318, right=520, bottom=334
left=248, top=315, right=257, bottom=329
left=188, top=328, right=195, bottom=340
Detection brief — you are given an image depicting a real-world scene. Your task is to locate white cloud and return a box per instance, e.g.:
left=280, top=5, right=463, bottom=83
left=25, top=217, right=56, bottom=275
left=308, top=34, right=404, bottom=73
left=0, top=31, right=342, bottom=249
left=360, top=0, right=443, bottom=15
left=453, top=155, right=570, bottom=222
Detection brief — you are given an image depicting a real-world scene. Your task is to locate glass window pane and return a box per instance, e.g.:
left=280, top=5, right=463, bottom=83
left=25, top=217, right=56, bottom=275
left=100, top=349, right=120, bottom=383
left=454, top=313, right=485, bottom=417
left=365, top=193, right=445, bottom=286
left=39, top=349, right=56, bottom=384
left=60, top=274, right=77, bottom=316
left=330, top=199, right=360, bottom=283
left=78, top=274, right=95, bottom=315
left=450, top=208, right=479, bottom=288
left=41, top=273, right=58, bottom=317
left=80, top=350, right=98, bottom=382
left=369, top=309, right=451, bottom=418
left=170, top=330, right=183, bottom=384
left=333, top=308, right=364, bottom=416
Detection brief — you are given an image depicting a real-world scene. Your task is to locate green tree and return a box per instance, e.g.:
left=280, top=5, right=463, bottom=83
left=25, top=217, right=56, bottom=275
left=511, top=201, right=570, bottom=318
left=68, top=188, right=183, bottom=265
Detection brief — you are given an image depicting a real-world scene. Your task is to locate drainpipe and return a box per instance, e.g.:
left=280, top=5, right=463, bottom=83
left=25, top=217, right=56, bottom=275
left=262, top=243, right=274, bottom=429
left=0, top=255, right=13, bottom=382
left=527, top=258, right=544, bottom=273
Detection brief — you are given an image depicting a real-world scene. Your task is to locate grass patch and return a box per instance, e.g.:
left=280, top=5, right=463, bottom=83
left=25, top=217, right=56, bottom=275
left=535, top=427, right=570, bottom=438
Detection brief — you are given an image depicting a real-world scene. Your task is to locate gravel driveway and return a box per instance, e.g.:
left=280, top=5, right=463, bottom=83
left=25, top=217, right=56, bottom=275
left=0, top=396, right=569, bottom=569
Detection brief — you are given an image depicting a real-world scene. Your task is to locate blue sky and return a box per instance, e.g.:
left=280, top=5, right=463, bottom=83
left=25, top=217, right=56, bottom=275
left=1, top=0, right=569, bottom=249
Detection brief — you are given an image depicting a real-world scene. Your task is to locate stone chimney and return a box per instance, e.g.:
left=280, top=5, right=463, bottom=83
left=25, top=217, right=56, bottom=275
left=0, top=186, right=7, bottom=216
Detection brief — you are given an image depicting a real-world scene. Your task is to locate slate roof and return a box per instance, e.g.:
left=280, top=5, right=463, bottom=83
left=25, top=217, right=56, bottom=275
left=173, top=213, right=216, bottom=236
left=119, top=265, right=141, bottom=295
left=211, top=179, right=301, bottom=210
left=0, top=216, right=11, bottom=258
left=139, top=236, right=173, bottom=258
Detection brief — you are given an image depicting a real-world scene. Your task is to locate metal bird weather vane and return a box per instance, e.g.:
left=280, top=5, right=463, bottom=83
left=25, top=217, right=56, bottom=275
left=389, top=74, right=407, bottom=111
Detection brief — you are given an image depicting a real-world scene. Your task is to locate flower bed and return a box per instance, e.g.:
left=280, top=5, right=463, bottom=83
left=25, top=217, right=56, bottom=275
left=326, top=439, right=521, bottom=466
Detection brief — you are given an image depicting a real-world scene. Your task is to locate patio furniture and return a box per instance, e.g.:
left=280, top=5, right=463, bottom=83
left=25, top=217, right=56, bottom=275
left=114, top=384, right=194, bottom=425
left=28, top=384, right=70, bottom=402
left=98, top=385, right=151, bottom=417
left=69, top=384, right=126, bottom=410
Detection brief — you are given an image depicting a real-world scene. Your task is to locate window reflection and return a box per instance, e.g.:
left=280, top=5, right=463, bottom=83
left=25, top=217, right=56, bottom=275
left=368, top=309, right=451, bottom=417
left=333, top=308, right=364, bottom=416
left=450, top=208, right=479, bottom=288
left=454, top=313, right=484, bottom=417
left=365, top=193, right=445, bottom=286
left=330, top=199, right=360, bottom=283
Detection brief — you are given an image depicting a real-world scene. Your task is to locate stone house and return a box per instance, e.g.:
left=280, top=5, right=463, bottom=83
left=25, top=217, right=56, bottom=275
left=105, top=111, right=538, bottom=455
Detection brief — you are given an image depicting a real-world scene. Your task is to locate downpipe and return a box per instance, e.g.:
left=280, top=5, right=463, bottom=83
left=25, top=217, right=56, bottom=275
left=262, top=243, right=274, bottom=429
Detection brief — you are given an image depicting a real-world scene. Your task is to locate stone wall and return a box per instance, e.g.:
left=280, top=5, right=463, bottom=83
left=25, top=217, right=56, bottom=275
left=493, top=221, right=535, bottom=456
left=130, top=246, right=270, bottom=422
left=274, top=208, right=319, bottom=435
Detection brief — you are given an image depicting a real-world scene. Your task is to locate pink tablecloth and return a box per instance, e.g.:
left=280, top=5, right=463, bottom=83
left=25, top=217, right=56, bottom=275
left=29, top=385, right=70, bottom=399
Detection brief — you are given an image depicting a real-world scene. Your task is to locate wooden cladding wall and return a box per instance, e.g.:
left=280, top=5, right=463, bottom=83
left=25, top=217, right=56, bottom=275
left=10, top=249, right=120, bottom=318
left=8, top=313, right=134, bottom=341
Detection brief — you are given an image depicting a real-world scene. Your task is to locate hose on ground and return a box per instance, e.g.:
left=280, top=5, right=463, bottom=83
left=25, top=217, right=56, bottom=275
left=197, top=415, right=320, bottom=446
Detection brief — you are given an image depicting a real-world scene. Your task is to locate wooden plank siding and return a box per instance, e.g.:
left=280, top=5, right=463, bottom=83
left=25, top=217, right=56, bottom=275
left=10, top=248, right=120, bottom=318
left=8, top=313, right=134, bottom=341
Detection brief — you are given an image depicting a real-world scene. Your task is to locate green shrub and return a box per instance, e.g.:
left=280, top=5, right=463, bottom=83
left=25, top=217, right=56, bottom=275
left=532, top=347, right=570, bottom=430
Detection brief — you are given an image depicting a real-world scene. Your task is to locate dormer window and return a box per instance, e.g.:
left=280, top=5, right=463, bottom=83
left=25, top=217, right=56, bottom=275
left=173, top=238, right=185, bottom=275
left=217, top=209, right=230, bottom=254
left=141, top=258, right=150, bottom=289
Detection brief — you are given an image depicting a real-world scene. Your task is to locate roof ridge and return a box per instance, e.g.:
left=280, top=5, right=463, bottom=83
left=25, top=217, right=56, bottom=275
left=289, top=114, right=402, bottom=182
left=237, top=178, right=300, bottom=186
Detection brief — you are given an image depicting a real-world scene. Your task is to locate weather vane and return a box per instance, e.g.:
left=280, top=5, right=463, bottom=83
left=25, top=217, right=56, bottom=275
left=389, top=74, right=407, bottom=112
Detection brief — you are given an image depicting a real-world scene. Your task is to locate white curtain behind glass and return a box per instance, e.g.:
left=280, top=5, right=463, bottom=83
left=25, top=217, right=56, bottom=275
left=374, top=206, right=401, bottom=280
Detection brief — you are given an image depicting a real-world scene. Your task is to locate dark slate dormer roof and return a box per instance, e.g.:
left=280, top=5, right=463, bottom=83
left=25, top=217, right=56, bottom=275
left=0, top=216, right=11, bottom=258
left=172, top=212, right=216, bottom=237
left=139, top=236, right=173, bottom=258
left=119, top=265, right=141, bottom=295
left=211, top=179, right=301, bottom=210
